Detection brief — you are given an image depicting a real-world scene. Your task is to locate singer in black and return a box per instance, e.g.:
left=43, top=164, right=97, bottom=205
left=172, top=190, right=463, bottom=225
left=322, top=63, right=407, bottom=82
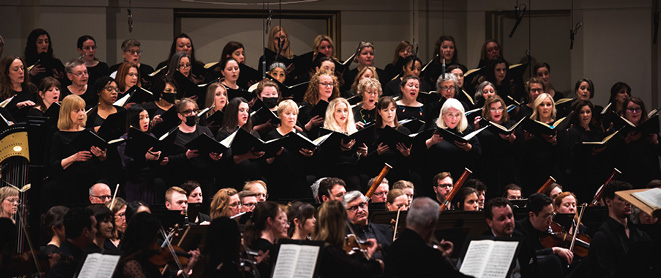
left=422, top=35, right=467, bottom=89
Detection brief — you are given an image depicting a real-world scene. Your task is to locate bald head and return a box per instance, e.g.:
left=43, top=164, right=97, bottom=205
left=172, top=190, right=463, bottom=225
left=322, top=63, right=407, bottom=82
left=89, top=183, right=112, bottom=204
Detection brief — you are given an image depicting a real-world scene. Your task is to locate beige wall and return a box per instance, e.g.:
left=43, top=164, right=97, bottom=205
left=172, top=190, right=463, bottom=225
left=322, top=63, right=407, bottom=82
left=1, top=0, right=658, bottom=108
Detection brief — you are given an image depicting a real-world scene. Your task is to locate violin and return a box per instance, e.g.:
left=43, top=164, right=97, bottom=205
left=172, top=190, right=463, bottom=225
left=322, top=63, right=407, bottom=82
left=148, top=245, right=191, bottom=267
left=539, top=222, right=591, bottom=258
left=343, top=234, right=371, bottom=257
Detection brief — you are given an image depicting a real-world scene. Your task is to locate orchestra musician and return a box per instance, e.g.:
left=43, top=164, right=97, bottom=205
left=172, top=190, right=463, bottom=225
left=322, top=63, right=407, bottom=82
left=88, top=204, right=120, bottom=253
left=385, top=189, right=409, bottom=211
left=179, top=180, right=211, bottom=224
left=108, top=197, right=127, bottom=249
left=454, top=187, right=479, bottom=211
left=243, top=201, right=289, bottom=277
left=317, top=177, right=347, bottom=203
left=209, top=188, right=241, bottom=219
left=286, top=201, right=316, bottom=240
left=342, top=190, right=393, bottom=260
left=0, top=187, right=19, bottom=222
left=40, top=206, right=69, bottom=256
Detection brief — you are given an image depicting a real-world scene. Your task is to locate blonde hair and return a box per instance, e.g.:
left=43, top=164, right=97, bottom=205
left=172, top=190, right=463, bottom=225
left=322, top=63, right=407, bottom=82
left=0, top=186, right=18, bottom=217
left=243, top=180, right=268, bottom=192
left=392, top=180, right=414, bottom=190
left=312, top=200, right=346, bottom=247
left=436, top=98, right=468, bottom=132
left=324, top=98, right=358, bottom=134
left=357, top=78, right=382, bottom=100
left=204, top=82, right=226, bottom=117
left=210, top=188, right=239, bottom=219
left=530, top=93, right=556, bottom=121
left=277, top=99, right=299, bottom=117
left=351, top=66, right=379, bottom=93
left=57, top=95, right=87, bottom=130
left=312, top=35, right=335, bottom=59
left=268, top=26, right=293, bottom=59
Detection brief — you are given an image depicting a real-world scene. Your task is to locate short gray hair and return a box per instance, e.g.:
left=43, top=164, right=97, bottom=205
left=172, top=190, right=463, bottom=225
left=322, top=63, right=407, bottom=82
left=65, top=58, right=85, bottom=74
left=342, top=190, right=367, bottom=208
left=436, top=73, right=459, bottom=93
left=406, top=197, right=440, bottom=230
left=121, top=39, right=141, bottom=52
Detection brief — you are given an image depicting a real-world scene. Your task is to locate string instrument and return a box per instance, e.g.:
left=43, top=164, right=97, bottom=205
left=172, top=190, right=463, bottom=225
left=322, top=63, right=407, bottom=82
left=155, top=226, right=190, bottom=278
left=365, top=163, right=392, bottom=198
left=536, top=176, right=557, bottom=194
left=590, top=168, right=621, bottom=206
left=0, top=124, right=31, bottom=253
left=390, top=207, right=403, bottom=241
left=343, top=221, right=373, bottom=259
left=569, top=204, right=589, bottom=256
left=540, top=221, right=591, bottom=258
left=440, top=168, right=472, bottom=211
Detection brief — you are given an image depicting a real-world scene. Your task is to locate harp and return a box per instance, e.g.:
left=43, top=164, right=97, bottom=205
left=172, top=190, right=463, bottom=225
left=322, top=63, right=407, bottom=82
left=0, top=124, right=30, bottom=253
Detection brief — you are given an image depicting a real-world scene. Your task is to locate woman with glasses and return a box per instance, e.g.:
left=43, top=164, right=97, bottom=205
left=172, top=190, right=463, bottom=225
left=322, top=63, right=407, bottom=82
left=612, top=97, right=660, bottom=188
left=263, top=100, right=315, bottom=201
left=475, top=95, right=520, bottom=199
left=86, top=76, right=125, bottom=131
left=422, top=73, right=470, bottom=127
left=157, top=33, right=205, bottom=84
left=50, top=94, right=108, bottom=204
left=161, top=98, right=221, bottom=203
left=0, top=186, right=19, bottom=222
left=115, top=62, right=141, bottom=98
left=108, top=197, right=127, bottom=248
left=210, top=188, right=241, bottom=219
left=353, top=78, right=381, bottom=126
left=300, top=70, right=340, bottom=139
left=77, top=35, right=109, bottom=87
left=61, top=59, right=96, bottom=109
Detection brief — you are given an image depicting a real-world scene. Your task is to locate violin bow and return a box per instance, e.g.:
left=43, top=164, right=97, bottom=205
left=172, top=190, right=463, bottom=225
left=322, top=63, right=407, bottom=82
left=569, top=204, right=587, bottom=252
left=392, top=207, right=402, bottom=241
left=159, top=226, right=188, bottom=278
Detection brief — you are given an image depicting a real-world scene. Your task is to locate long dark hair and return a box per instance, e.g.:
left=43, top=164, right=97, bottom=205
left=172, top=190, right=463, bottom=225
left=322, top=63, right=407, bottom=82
left=243, top=201, right=280, bottom=248
left=485, top=57, right=509, bottom=84
left=119, top=212, right=160, bottom=256
left=0, top=56, right=32, bottom=99
left=433, top=35, right=458, bottom=64
left=126, top=104, right=147, bottom=133
left=570, top=100, right=601, bottom=131
left=25, top=28, right=54, bottom=64
left=220, top=41, right=244, bottom=63
left=375, top=96, right=400, bottom=128
left=286, top=201, right=316, bottom=237
left=167, top=33, right=198, bottom=64
left=220, top=97, right=252, bottom=133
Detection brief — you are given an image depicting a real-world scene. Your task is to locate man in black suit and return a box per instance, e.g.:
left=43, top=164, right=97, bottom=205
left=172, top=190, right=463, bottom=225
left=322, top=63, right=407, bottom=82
left=342, top=190, right=393, bottom=260
left=385, top=197, right=471, bottom=277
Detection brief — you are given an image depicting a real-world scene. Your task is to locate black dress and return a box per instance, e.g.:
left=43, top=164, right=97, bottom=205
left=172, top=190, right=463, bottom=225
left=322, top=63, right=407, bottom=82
left=86, top=61, right=109, bottom=89
left=5, top=84, right=37, bottom=123
left=368, top=125, right=417, bottom=186
left=610, top=131, right=661, bottom=188
left=352, top=103, right=376, bottom=125
left=61, top=85, right=97, bottom=109
left=316, top=245, right=382, bottom=278
left=109, top=63, right=154, bottom=90
left=262, top=129, right=315, bottom=201
left=562, top=125, right=614, bottom=202
left=476, top=121, right=521, bottom=200
left=216, top=127, right=265, bottom=191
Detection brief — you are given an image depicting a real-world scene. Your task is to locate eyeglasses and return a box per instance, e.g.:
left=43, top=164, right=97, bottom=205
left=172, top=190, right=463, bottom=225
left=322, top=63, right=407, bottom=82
left=5, top=198, right=20, bottom=204
left=373, top=191, right=388, bottom=196
left=242, top=202, right=257, bottom=207
left=104, top=87, right=119, bottom=93
left=181, top=109, right=198, bottom=116
left=489, top=108, right=504, bottom=112
left=440, top=86, right=454, bottom=91
left=530, top=88, right=544, bottom=93
left=320, top=82, right=334, bottom=87
left=347, top=201, right=368, bottom=212
left=92, top=195, right=112, bottom=201
left=436, top=183, right=453, bottom=188
left=72, top=71, right=89, bottom=77
left=178, top=63, right=191, bottom=69
left=229, top=202, right=242, bottom=208
left=126, top=50, right=142, bottom=55
left=626, top=107, right=642, bottom=113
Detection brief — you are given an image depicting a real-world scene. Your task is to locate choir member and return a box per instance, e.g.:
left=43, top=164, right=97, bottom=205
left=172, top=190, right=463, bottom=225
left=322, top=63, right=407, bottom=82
left=28, top=76, right=60, bottom=117
left=0, top=187, right=19, bottom=222
left=220, top=41, right=245, bottom=64
left=342, top=191, right=393, bottom=260
left=315, top=57, right=336, bottom=74
left=612, top=97, right=661, bottom=188
left=0, top=56, right=36, bottom=122
left=385, top=189, right=409, bottom=211
left=423, top=35, right=467, bottom=88
left=286, top=201, right=316, bottom=240
left=454, top=187, right=479, bottom=211
left=201, top=81, right=227, bottom=121
left=483, top=57, right=517, bottom=103
left=109, top=39, right=154, bottom=89
left=606, top=82, right=631, bottom=115
left=300, top=70, right=340, bottom=138
left=115, top=62, right=140, bottom=97
left=384, top=40, right=412, bottom=79
left=563, top=100, right=612, bottom=201
left=263, top=99, right=315, bottom=200
left=60, top=59, right=96, bottom=109
left=319, top=98, right=368, bottom=191
left=384, top=56, right=428, bottom=97
left=395, top=75, right=424, bottom=122
left=219, top=58, right=248, bottom=100
left=477, top=39, right=503, bottom=68
left=161, top=98, right=221, bottom=201
left=342, top=41, right=388, bottom=93
left=143, top=76, right=176, bottom=130
left=49, top=95, right=108, bottom=204
left=252, top=79, right=280, bottom=136
left=86, top=76, right=124, bottom=131
left=117, top=104, right=162, bottom=204
left=215, top=97, right=263, bottom=190
left=312, top=200, right=383, bottom=276
left=422, top=98, right=480, bottom=189
left=558, top=78, right=596, bottom=119
left=421, top=73, right=469, bottom=130
left=517, top=77, right=545, bottom=119
left=346, top=65, right=378, bottom=98
left=258, top=25, right=293, bottom=75
left=534, top=63, right=563, bottom=100
left=40, top=206, right=69, bottom=255
left=165, top=52, right=193, bottom=82
left=353, top=77, right=381, bottom=126
left=473, top=80, right=497, bottom=110
left=475, top=95, right=520, bottom=199
left=76, top=35, right=108, bottom=87
left=447, top=64, right=474, bottom=107
left=313, top=35, right=337, bottom=60
left=371, top=96, right=415, bottom=184
left=157, top=33, right=205, bottom=83
left=25, top=28, right=64, bottom=85
left=268, top=62, right=287, bottom=84
left=210, top=188, right=241, bottom=219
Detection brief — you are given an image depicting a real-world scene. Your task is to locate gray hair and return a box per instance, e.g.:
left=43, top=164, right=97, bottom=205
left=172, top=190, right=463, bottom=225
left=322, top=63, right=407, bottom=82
left=65, top=58, right=85, bottom=74
left=436, top=73, right=459, bottom=95
left=406, top=197, right=440, bottom=230
left=89, top=183, right=109, bottom=197
left=121, top=39, right=141, bottom=52
left=475, top=80, right=496, bottom=101
left=342, top=190, right=367, bottom=208
left=269, top=62, right=287, bottom=72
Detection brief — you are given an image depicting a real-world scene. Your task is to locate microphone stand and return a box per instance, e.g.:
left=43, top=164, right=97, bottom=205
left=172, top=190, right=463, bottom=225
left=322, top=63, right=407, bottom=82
left=509, top=3, right=526, bottom=38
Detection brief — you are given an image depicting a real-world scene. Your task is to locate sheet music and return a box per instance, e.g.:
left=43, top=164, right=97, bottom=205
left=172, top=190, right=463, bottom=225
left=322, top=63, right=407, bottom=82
left=459, top=240, right=518, bottom=278
left=272, top=244, right=320, bottom=278
left=632, top=188, right=661, bottom=209
left=78, top=253, right=120, bottom=278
